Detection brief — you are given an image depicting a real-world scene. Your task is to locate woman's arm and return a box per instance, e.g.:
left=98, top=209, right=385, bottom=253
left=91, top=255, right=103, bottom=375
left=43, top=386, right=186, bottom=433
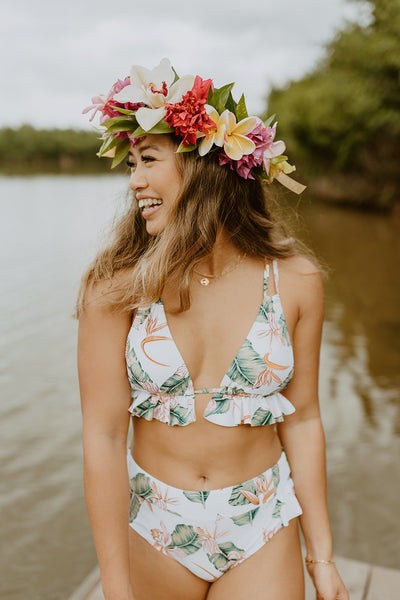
left=78, top=281, right=134, bottom=600
left=277, top=258, right=349, bottom=600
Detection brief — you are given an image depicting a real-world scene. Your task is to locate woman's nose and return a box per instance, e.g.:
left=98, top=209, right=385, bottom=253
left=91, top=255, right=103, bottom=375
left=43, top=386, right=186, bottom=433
left=129, top=166, right=147, bottom=192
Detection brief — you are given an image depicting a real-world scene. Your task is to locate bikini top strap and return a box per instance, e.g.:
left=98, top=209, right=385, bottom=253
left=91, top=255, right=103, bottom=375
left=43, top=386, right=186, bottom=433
left=263, top=260, right=270, bottom=296
left=272, top=259, right=280, bottom=295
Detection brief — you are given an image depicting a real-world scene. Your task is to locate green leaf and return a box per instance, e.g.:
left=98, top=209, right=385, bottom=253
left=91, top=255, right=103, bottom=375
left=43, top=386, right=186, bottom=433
left=130, top=125, right=147, bottom=137
left=108, top=106, right=137, bottom=116
left=225, top=91, right=236, bottom=113
left=106, top=120, right=137, bottom=133
left=146, top=120, right=173, bottom=135
left=102, top=115, right=132, bottom=128
left=111, top=139, right=131, bottom=168
left=230, top=507, right=259, bottom=526
left=135, top=307, right=152, bottom=325
left=225, top=339, right=266, bottom=387
left=204, top=397, right=231, bottom=416
left=130, top=472, right=153, bottom=497
left=182, top=490, right=210, bottom=508
left=272, top=498, right=284, bottom=520
left=256, top=298, right=274, bottom=319
left=171, top=66, right=180, bottom=83
left=159, top=369, right=190, bottom=395
left=264, top=114, right=275, bottom=128
left=169, top=405, right=191, bottom=426
left=272, top=463, right=280, bottom=489
left=279, top=314, right=291, bottom=344
left=228, top=479, right=258, bottom=506
left=251, top=407, right=274, bottom=426
left=209, top=83, right=235, bottom=113
left=129, top=495, right=141, bottom=521
left=97, top=134, right=120, bottom=157
left=208, top=552, right=230, bottom=571
left=131, top=398, right=156, bottom=421
left=235, top=93, right=248, bottom=121
left=218, top=541, right=245, bottom=558
left=167, top=524, right=202, bottom=555
left=127, top=353, right=151, bottom=386
left=176, top=141, right=196, bottom=153
left=208, top=541, right=245, bottom=571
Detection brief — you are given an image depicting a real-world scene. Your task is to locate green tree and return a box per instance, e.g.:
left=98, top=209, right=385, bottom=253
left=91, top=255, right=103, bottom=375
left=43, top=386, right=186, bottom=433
left=266, top=0, right=400, bottom=209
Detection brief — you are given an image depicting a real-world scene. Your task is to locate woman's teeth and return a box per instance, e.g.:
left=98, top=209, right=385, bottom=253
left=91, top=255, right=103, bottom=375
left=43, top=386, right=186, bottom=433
left=138, top=199, right=163, bottom=208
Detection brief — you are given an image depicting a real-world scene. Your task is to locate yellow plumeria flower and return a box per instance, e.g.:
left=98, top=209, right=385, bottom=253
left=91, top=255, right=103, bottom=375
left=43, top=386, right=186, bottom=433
left=198, top=107, right=257, bottom=160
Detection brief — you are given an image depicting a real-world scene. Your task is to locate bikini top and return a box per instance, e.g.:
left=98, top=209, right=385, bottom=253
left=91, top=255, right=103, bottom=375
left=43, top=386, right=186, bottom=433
left=125, top=260, right=295, bottom=427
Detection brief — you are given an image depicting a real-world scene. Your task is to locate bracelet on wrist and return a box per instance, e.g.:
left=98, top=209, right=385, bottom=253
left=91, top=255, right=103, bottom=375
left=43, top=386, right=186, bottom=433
left=305, top=556, right=335, bottom=566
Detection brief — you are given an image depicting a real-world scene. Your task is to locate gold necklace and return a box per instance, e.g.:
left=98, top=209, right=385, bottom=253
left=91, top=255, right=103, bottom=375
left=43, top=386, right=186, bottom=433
left=194, top=254, right=246, bottom=286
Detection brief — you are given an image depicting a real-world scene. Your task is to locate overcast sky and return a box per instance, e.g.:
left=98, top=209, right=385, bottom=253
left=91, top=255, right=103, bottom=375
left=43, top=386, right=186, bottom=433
left=1, top=0, right=369, bottom=130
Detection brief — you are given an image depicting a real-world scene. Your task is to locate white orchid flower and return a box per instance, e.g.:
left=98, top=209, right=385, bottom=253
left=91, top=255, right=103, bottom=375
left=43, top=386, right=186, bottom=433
left=112, top=58, right=195, bottom=131
left=198, top=107, right=257, bottom=160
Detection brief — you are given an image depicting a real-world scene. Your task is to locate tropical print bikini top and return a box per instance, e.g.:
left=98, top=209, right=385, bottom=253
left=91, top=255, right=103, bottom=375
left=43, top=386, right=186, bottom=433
left=125, top=260, right=295, bottom=427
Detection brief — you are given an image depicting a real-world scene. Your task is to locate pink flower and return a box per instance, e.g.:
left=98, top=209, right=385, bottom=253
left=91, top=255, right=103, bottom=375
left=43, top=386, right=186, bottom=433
left=83, top=77, right=145, bottom=123
left=262, top=123, right=286, bottom=174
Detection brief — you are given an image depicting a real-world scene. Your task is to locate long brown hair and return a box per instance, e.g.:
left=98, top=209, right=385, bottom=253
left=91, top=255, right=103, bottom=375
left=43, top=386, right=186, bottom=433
left=75, top=136, right=302, bottom=316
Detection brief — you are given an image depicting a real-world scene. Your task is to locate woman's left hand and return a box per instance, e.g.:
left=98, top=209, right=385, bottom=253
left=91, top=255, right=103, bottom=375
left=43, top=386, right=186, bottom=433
left=306, top=562, right=350, bottom=600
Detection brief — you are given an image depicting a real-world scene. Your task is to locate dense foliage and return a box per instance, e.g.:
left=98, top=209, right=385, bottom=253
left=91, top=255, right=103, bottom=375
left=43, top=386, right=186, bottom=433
left=0, top=125, right=110, bottom=173
left=265, top=0, right=400, bottom=210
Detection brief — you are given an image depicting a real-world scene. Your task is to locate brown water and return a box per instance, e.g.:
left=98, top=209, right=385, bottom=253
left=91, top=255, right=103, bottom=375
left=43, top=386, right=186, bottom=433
left=0, top=177, right=399, bottom=600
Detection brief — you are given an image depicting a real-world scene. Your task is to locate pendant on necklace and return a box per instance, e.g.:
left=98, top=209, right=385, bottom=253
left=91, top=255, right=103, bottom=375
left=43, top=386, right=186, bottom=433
left=200, top=277, right=210, bottom=286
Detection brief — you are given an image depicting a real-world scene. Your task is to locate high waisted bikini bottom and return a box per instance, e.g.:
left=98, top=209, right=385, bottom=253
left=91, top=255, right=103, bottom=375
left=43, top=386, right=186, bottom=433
left=127, top=450, right=302, bottom=581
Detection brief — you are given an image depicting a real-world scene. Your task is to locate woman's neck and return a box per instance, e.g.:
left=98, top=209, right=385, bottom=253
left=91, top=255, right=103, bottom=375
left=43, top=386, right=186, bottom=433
left=196, top=231, right=242, bottom=276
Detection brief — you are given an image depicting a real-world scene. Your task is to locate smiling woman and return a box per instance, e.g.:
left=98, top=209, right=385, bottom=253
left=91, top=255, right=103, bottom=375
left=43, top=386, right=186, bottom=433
left=76, top=58, right=349, bottom=600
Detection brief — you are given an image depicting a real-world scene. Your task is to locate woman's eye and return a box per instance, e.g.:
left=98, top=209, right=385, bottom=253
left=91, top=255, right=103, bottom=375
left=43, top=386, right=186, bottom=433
left=126, top=160, right=136, bottom=169
left=141, top=155, right=155, bottom=163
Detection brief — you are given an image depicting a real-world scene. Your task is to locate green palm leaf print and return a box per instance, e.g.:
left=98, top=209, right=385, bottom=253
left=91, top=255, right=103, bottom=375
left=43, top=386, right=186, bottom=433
left=204, top=397, right=231, bottom=417
left=208, top=542, right=245, bottom=571
left=129, top=495, right=141, bottom=521
left=169, top=405, right=191, bottom=426
left=132, top=398, right=159, bottom=420
left=182, top=490, right=210, bottom=508
left=130, top=472, right=153, bottom=498
left=135, top=307, right=152, bottom=325
left=167, top=524, right=202, bottom=555
left=228, top=480, right=258, bottom=506
left=127, top=354, right=151, bottom=386
left=256, top=298, right=274, bottom=321
left=278, top=314, right=290, bottom=344
left=250, top=407, right=274, bottom=426
left=230, top=507, right=260, bottom=526
left=272, top=464, right=280, bottom=489
left=225, top=339, right=266, bottom=387
left=272, top=499, right=284, bottom=519
left=159, top=370, right=190, bottom=395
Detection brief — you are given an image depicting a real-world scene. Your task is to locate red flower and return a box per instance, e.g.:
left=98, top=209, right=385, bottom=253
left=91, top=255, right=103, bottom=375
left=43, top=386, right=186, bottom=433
left=164, top=76, right=216, bottom=147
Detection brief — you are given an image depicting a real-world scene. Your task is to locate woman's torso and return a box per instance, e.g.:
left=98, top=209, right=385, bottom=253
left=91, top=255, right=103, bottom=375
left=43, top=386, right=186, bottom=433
left=128, top=256, right=299, bottom=490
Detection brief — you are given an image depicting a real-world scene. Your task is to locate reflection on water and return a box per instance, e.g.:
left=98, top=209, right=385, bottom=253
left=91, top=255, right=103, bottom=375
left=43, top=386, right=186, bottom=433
left=0, top=178, right=399, bottom=600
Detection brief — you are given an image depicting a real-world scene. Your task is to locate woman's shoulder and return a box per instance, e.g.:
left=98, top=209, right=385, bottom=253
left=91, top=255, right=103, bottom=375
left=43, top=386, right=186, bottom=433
left=277, top=254, right=324, bottom=314
left=80, top=267, right=135, bottom=318
left=278, top=254, right=321, bottom=277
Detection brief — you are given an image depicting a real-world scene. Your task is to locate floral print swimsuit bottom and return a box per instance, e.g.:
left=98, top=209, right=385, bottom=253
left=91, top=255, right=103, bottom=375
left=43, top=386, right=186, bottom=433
left=125, top=260, right=302, bottom=581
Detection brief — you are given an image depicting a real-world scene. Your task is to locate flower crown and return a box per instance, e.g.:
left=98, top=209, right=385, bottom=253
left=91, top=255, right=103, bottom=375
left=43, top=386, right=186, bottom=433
left=83, top=58, right=305, bottom=193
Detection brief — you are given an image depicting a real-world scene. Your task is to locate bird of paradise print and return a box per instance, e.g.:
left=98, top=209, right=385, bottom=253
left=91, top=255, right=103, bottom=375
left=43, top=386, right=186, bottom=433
left=254, top=353, right=289, bottom=388
left=140, top=315, right=171, bottom=367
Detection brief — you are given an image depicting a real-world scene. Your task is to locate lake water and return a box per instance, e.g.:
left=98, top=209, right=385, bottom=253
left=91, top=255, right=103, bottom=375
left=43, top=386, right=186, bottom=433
left=0, top=175, right=399, bottom=600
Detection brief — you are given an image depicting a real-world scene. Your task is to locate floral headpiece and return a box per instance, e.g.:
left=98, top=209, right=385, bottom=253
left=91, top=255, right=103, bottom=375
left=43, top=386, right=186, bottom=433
left=83, top=58, right=305, bottom=193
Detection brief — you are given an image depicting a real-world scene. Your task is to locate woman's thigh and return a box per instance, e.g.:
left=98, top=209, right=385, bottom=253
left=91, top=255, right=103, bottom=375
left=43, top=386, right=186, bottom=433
left=128, top=527, right=210, bottom=600
left=206, top=519, right=304, bottom=600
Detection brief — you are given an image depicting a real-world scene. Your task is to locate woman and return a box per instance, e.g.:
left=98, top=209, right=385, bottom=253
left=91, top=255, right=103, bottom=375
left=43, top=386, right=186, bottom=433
left=78, top=58, right=349, bottom=600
